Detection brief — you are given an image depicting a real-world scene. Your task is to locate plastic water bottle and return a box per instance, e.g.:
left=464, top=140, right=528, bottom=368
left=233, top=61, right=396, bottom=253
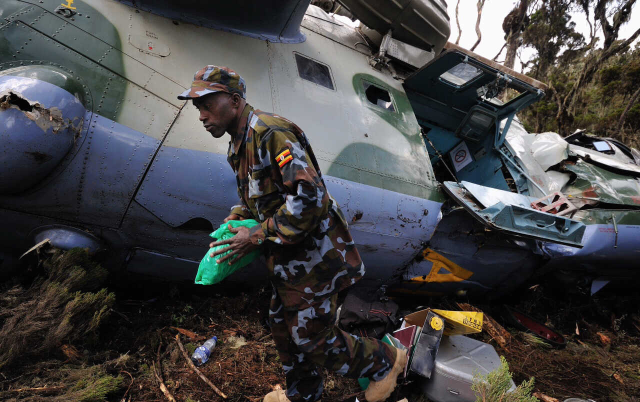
left=191, top=336, right=218, bottom=366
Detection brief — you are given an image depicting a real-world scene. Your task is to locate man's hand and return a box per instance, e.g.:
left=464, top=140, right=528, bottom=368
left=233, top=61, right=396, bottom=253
left=223, top=214, right=245, bottom=223
left=209, top=225, right=259, bottom=264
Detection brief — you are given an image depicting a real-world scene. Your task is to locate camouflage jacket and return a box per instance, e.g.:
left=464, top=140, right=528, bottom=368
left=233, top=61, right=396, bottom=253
left=227, top=104, right=364, bottom=310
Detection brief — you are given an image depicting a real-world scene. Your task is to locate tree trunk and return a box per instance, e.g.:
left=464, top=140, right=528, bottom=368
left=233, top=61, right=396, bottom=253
left=503, top=0, right=529, bottom=69
left=455, top=0, right=462, bottom=45
left=470, top=0, right=486, bottom=52
left=557, top=26, right=640, bottom=134
left=595, top=0, right=637, bottom=50
left=618, top=86, right=640, bottom=133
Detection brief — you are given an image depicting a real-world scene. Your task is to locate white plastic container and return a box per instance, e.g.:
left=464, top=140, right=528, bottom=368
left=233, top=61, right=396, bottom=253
left=420, top=335, right=515, bottom=402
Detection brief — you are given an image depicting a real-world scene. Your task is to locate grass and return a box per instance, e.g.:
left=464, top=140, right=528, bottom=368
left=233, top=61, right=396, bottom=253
left=70, top=367, right=123, bottom=402
left=2, top=249, right=640, bottom=401
left=0, top=248, right=114, bottom=369
left=472, top=356, right=537, bottom=402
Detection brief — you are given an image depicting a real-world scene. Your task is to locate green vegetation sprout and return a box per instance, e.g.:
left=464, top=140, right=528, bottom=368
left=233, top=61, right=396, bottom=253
left=472, top=356, right=537, bottom=402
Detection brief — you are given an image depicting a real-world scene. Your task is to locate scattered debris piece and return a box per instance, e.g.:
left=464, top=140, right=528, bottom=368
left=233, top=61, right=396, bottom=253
left=18, top=238, right=51, bottom=260
left=430, top=308, right=484, bottom=335
left=2, top=248, right=640, bottom=401
left=613, top=373, right=624, bottom=385
left=175, top=334, right=227, bottom=399
left=504, top=306, right=566, bottom=348
left=457, top=303, right=511, bottom=349
left=533, top=392, right=560, bottom=402
left=171, top=326, right=206, bottom=341
left=596, top=332, right=612, bottom=346
left=521, top=332, right=552, bottom=349
left=530, top=191, right=577, bottom=216
left=191, top=336, right=218, bottom=366
left=227, top=335, right=248, bottom=349
left=403, top=309, right=444, bottom=378
left=424, top=337, right=515, bottom=401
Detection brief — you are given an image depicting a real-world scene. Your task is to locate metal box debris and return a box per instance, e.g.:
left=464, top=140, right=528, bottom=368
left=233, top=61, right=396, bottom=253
left=420, top=335, right=515, bottom=402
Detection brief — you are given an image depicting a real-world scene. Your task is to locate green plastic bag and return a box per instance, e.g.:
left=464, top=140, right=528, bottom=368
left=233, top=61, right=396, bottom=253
left=195, top=219, right=261, bottom=285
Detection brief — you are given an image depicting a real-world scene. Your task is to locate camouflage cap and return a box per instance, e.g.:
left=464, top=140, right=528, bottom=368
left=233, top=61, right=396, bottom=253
left=177, top=65, right=246, bottom=100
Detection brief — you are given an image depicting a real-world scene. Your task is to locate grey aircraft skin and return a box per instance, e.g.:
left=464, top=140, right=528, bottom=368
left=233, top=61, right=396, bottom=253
left=1, top=0, right=638, bottom=296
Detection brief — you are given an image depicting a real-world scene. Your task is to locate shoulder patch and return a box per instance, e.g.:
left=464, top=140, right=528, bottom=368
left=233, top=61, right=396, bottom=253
left=276, top=149, right=293, bottom=168
left=249, top=113, right=260, bottom=129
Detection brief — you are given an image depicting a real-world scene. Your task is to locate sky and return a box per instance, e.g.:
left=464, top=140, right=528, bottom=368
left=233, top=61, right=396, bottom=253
left=447, top=0, right=640, bottom=73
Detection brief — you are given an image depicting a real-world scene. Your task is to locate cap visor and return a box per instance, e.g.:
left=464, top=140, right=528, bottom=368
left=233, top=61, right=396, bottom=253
left=177, top=88, right=194, bottom=100
left=177, top=87, right=225, bottom=100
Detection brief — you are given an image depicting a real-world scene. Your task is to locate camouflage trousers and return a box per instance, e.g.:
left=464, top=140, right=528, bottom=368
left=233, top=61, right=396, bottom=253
left=269, top=285, right=397, bottom=402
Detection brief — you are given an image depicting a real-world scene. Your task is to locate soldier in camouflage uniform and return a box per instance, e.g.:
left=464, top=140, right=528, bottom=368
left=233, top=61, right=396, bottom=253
left=178, top=66, right=406, bottom=402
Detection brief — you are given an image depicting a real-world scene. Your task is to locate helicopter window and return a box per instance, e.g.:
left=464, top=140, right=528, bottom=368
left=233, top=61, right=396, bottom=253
left=593, top=141, right=613, bottom=153
left=363, top=81, right=395, bottom=112
left=440, top=62, right=482, bottom=87
left=294, top=53, right=335, bottom=90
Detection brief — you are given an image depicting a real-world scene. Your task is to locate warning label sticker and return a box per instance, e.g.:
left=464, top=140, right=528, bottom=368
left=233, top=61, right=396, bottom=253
left=450, top=141, right=473, bottom=172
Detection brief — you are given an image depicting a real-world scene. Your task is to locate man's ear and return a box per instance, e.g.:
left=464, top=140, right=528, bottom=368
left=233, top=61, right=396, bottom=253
left=230, top=93, right=242, bottom=107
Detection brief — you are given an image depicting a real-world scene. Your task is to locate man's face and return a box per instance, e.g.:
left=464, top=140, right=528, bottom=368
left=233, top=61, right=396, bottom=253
left=193, top=92, right=237, bottom=138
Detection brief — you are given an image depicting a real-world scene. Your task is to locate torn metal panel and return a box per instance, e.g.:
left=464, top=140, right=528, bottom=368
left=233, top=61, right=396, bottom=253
left=561, top=159, right=640, bottom=207
left=565, top=130, right=640, bottom=165
left=0, top=77, right=85, bottom=194
left=398, top=209, right=542, bottom=297
left=442, top=181, right=586, bottom=247
left=458, top=180, right=537, bottom=209
left=569, top=145, right=640, bottom=176
left=0, top=92, right=82, bottom=135
left=504, top=122, right=640, bottom=210
left=504, top=120, right=571, bottom=197
left=531, top=132, right=569, bottom=171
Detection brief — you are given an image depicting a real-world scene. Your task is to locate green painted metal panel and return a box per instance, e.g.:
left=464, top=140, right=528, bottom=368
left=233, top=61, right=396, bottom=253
left=562, top=159, right=640, bottom=208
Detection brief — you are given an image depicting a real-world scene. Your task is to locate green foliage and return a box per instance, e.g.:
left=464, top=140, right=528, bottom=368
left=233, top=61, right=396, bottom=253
left=0, top=248, right=114, bottom=368
left=600, top=65, right=623, bottom=85
left=522, top=0, right=585, bottom=78
left=520, top=44, right=640, bottom=146
left=472, top=356, right=537, bottom=402
left=186, top=342, right=197, bottom=355
left=521, top=332, right=552, bottom=349
left=70, top=368, right=123, bottom=401
left=513, top=0, right=640, bottom=146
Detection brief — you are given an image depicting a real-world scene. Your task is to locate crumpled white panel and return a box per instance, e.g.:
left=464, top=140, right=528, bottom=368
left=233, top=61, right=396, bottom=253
left=530, top=132, right=569, bottom=171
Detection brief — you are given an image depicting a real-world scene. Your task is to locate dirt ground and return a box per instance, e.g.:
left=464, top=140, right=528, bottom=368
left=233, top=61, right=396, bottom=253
left=0, top=248, right=639, bottom=402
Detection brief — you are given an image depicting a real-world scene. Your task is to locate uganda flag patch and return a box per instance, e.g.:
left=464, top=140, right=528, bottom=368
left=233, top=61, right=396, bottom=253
left=276, top=149, right=293, bottom=168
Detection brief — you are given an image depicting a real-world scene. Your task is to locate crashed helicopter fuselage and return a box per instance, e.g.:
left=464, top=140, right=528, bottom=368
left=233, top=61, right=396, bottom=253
left=0, top=0, right=638, bottom=296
